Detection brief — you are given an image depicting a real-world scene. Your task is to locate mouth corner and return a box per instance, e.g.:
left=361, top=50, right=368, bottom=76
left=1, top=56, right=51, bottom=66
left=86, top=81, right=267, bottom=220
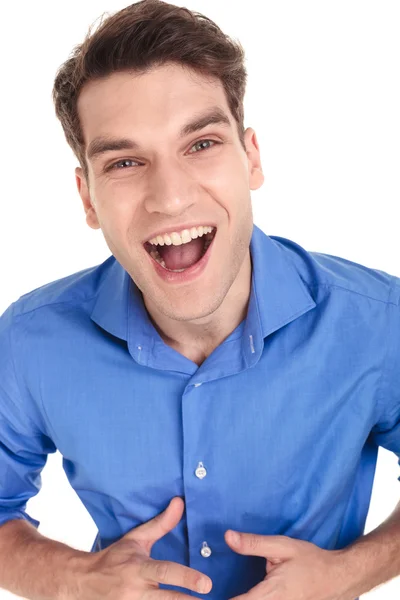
left=143, top=240, right=152, bottom=254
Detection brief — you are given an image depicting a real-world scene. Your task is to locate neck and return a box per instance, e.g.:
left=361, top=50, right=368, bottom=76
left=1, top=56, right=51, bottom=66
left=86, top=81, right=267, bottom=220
left=144, top=249, right=252, bottom=361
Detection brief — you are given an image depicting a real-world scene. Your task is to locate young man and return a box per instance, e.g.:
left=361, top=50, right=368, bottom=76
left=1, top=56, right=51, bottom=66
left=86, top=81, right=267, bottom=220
left=1, top=1, right=399, bottom=599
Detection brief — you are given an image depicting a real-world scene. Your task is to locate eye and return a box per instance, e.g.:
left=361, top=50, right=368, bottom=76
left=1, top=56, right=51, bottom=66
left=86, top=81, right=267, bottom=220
left=106, top=158, right=139, bottom=171
left=188, top=139, right=219, bottom=153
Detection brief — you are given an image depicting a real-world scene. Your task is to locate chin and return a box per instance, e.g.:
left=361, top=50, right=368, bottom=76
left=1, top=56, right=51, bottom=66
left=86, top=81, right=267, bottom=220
left=158, top=296, right=222, bottom=323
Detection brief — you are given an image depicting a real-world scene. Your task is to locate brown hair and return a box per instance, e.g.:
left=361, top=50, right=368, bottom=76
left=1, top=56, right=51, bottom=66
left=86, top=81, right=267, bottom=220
left=52, top=0, right=248, bottom=181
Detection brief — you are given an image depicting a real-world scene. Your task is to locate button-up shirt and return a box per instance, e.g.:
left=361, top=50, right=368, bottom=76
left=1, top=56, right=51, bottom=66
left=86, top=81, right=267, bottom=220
left=1, top=224, right=400, bottom=599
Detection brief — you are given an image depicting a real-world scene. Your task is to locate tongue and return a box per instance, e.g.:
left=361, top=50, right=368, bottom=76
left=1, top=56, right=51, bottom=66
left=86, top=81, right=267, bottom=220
left=159, top=237, right=204, bottom=270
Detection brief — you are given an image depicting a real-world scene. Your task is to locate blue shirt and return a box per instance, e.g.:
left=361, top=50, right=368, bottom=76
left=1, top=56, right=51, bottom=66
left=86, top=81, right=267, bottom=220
left=1, top=223, right=400, bottom=599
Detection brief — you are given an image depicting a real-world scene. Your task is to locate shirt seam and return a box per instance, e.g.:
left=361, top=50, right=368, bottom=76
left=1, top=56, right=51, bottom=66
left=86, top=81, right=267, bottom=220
left=371, top=276, right=398, bottom=424
left=7, top=303, right=44, bottom=437
left=11, top=293, right=100, bottom=319
left=307, top=281, right=397, bottom=306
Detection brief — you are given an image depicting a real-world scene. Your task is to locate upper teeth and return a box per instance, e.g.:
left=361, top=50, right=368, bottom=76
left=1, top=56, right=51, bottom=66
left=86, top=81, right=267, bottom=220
left=148, top=225, right=214, bottom=246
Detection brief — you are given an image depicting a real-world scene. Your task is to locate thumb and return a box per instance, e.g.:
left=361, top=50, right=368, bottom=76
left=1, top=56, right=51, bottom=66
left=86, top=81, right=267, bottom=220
left=225, top=531, right=297, bottom=560
left=121, top=497, right=185, bottom=554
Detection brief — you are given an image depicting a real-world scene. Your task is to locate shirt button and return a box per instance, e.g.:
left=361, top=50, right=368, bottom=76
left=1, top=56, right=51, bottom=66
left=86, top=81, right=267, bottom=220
left=194, top=383, right=202, bottom=387
left=200, top=542, right=212, bottom=558
left=195, top=462, right=207, bottom=479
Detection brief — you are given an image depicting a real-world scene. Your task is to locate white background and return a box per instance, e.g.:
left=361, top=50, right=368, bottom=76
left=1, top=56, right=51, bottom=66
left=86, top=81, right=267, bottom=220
left=0, top=1, right=399, bottom=598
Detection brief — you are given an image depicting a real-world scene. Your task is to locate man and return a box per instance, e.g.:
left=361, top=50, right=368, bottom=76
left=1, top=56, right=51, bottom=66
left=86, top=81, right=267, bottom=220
left=1, top=1, right=399, bottom=599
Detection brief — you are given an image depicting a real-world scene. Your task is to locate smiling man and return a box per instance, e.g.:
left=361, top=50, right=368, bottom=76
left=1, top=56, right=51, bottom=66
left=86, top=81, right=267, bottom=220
left=76, top=65, right=262, bottom=365
left=1, top=2, right=400, bottom=600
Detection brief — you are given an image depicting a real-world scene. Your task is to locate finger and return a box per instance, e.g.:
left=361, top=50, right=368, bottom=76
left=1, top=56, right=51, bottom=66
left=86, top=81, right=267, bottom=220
left=226, top=531, right=294, bottom=559
left=124, top=497, right=185, bottom=549
left=140, top=559, right=212, bottom=594
left=143, top=590, right=200, bottom=600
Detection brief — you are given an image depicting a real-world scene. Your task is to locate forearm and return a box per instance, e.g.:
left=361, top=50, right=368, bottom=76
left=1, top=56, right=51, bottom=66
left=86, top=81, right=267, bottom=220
left=335, top=499, right=400, bottom=598
left=0, top=518, right=89, bottom=600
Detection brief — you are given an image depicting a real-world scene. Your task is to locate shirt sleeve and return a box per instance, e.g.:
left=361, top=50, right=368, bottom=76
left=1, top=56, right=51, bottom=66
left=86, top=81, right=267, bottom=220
left=370, top=276, right=400, bottom=462
left=0, top=302, right=57, bottom=529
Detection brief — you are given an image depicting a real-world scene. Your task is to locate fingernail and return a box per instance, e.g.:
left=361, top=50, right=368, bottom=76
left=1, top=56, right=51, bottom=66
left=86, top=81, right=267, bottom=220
left=198, top=578, right=210, bottom=593
left=229, top=531, right=240, bottom=545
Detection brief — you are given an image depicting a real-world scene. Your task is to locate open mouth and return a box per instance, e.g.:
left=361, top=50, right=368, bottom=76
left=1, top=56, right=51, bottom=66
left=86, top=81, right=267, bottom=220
left=143, top=227, right=217, bottom=273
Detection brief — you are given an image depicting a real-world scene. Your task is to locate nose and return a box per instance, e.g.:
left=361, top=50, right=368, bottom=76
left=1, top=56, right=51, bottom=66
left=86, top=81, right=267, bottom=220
left=143, top=157, right=197, bottom=217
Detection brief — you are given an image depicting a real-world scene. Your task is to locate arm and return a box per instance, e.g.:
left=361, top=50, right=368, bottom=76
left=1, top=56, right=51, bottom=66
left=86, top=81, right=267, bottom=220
left=0, top=305, right=89, bottom=599
left=0, top=518, right=88, bottom=600
left=335, top=499, right=400, bottom=598
left=336, top=283, right=400, bottom=597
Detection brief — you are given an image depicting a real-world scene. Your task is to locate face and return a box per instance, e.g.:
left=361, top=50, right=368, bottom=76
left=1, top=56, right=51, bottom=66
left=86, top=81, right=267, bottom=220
left=75, top=62, right=264, bottom=323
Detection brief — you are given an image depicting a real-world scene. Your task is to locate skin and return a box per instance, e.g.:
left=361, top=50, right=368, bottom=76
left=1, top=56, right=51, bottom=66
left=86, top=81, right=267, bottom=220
left=75, top=62, right=264, bottom=364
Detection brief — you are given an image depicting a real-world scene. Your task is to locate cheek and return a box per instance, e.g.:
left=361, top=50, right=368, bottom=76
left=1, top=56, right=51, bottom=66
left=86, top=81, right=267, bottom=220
left=94, top=191, right=142, bottom=236
left=208, top=174, right=249, bottom=218
left=202, top=151, right=247, bottom=188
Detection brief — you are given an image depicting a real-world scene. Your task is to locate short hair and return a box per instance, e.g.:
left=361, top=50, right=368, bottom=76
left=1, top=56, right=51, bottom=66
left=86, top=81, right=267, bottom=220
left=52, top=0, right=248, bottom=180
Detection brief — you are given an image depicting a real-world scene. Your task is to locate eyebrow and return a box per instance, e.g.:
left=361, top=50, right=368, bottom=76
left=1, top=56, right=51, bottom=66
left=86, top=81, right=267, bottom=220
left=86, top=106, right=232, bottom=161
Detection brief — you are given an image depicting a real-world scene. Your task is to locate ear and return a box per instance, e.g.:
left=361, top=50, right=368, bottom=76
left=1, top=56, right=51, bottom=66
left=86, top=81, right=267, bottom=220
left=244, top=128, right=264, bottom=191
left=75, top=167, right=101, bottom=230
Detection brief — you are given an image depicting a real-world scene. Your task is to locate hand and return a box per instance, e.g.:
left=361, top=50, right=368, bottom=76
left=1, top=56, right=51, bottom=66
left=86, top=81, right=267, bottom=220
left=73, top=497, right=212, bottom=599
left=225, top=530, right=349, bottom=600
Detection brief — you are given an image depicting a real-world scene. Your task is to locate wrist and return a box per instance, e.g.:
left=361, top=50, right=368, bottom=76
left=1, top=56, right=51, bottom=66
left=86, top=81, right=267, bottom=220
left=330, top=546, right=370, bottom=599
left=58, top=549, right=94, bottom=600
left=331, top=531, right=399, bottom=600
left=333, top=502, right=400, bottom=599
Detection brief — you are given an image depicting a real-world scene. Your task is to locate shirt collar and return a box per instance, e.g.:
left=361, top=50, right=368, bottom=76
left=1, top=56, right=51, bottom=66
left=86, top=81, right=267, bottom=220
left=90, top=255, right=131, bottom=342
left=90, top=224, right=316, bottom=365
left=249, top=224, right=316, bottom=339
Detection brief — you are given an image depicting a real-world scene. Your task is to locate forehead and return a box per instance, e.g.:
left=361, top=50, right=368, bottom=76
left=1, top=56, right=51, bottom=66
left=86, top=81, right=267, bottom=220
left=77, top=63, right=232, bottom=144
